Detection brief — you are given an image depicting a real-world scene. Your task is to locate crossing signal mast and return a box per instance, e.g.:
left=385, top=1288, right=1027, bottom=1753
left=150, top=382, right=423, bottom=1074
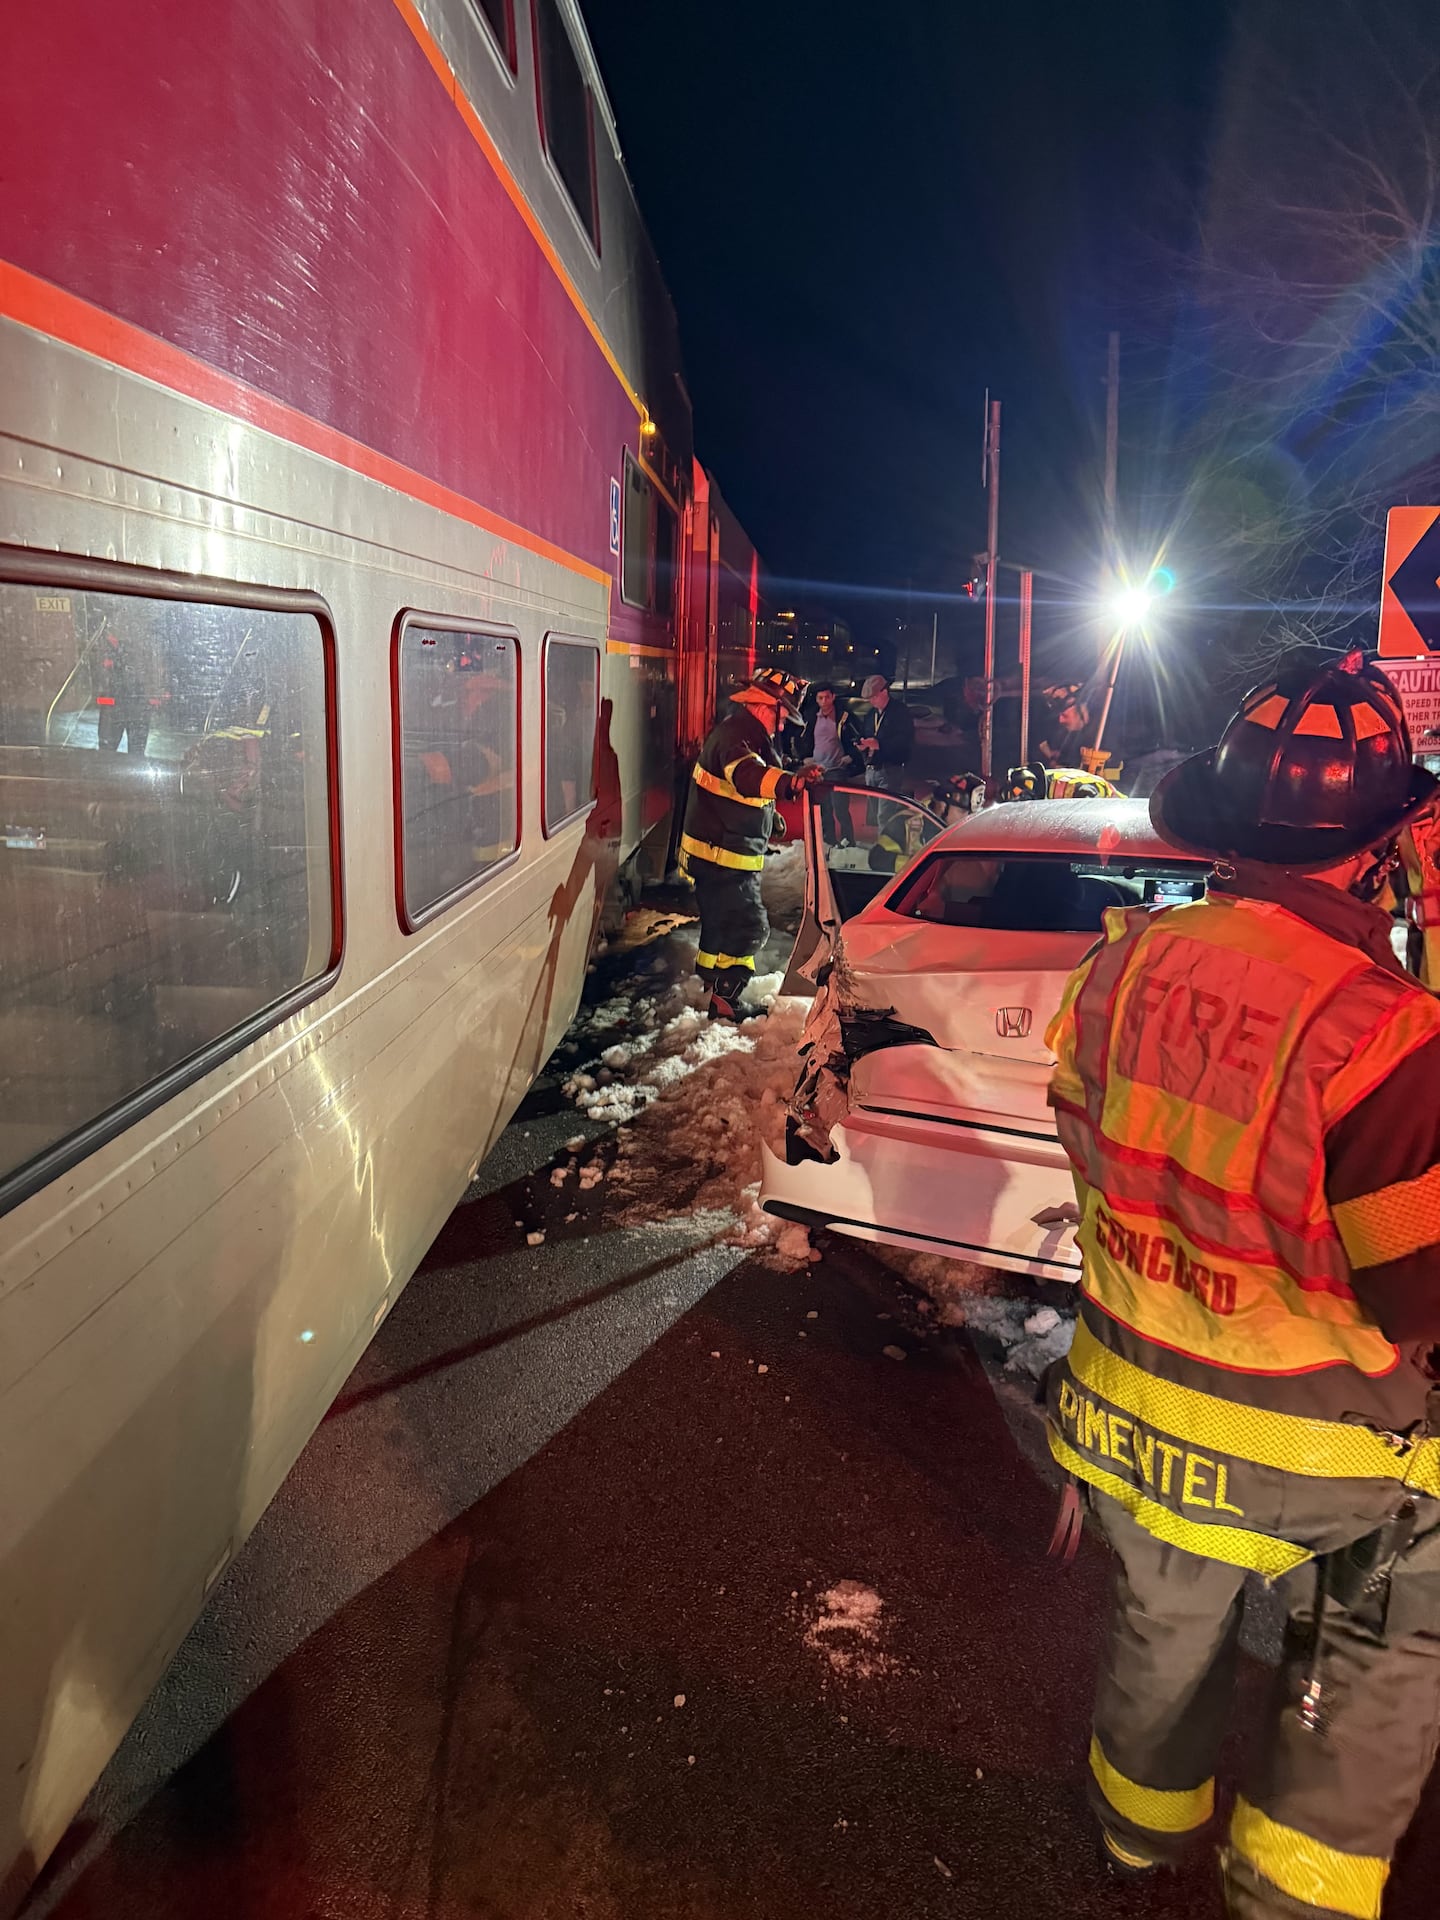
left=980, top=393, right=1001, bottom=779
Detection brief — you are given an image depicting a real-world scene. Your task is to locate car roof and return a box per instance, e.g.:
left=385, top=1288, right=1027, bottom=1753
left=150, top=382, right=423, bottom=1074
left=930, top=797, right=1205, bottom=863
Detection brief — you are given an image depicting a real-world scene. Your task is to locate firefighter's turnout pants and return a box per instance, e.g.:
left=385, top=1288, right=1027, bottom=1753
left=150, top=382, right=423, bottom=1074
left=690, top=856, right=768, bottom=1007
left=1089, top=1489, right=1440, bottom=1918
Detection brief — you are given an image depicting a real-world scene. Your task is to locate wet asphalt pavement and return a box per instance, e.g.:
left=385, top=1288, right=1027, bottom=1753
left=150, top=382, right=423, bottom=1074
left=22, top=920, right=1440, bottom=1920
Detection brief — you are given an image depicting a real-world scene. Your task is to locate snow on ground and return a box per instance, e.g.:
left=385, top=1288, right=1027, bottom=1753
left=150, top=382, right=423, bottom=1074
left=801, top=1581, right=895, bottom=1681
left=552, top=840, right=1081, bottom=1366
left=876, top=1252, right=1077, bottom=1377
left=558, top=967, right=817, bottom=1266
left=549, top=851, right=817, bottom=1266
left=755, top=840, right=806, bottom=925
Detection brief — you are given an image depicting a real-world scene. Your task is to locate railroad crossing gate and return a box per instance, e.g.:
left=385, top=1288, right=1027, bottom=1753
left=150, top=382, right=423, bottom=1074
left=1379, top=507, right=1440, bottom=657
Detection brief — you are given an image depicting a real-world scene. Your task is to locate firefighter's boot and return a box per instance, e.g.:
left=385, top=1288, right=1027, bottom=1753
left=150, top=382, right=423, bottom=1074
left=1099, top=1829, right=1164, bottom=1882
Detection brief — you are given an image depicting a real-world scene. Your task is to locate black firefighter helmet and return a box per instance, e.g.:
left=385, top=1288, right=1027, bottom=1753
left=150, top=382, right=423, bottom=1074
left=732, top=665, right=809, bottom=725
left=1151, top=647, right=1438, bottom=871
left=1000, top=762, right=1049, bottom=802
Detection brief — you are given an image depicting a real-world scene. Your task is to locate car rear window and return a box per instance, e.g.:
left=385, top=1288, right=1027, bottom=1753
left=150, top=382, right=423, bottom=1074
left=887, top=853, right=1207, bottom=934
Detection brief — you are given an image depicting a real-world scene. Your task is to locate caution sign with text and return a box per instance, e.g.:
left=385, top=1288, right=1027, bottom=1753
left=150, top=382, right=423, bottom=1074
left=1378, top=658, right=1440, bottom=755
left=1379, top=507, right=1440, bottom=657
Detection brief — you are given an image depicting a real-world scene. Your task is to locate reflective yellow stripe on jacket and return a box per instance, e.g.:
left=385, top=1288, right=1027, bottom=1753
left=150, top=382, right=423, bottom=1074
left=692, top=762, right=769, bottom=809
left=682, top=708, right=783, bottom=869
left=680, top=833, right=765, bottom=872
left=1066, top=1316, right=1440, bottom=1488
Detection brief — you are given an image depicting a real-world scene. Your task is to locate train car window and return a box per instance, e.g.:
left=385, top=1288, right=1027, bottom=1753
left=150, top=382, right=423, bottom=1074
left=621, top=453, right=653, bottom=609
left=654, top=496, right=677, bottom=618
left=534, top=0, right=599, bottom=250
left=469, top=0, right=517, bottom=70
left=0, top=581, right=335, bottom=1198
left=396, top=622, right=519, bottom=927
left=620, top=454, right=676, bottom=620
left=543, top=636, right=598, bottom=833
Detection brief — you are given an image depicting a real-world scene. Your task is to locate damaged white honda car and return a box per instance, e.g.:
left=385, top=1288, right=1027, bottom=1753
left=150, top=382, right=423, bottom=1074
left=759, top=786, right=1210, bottom=1279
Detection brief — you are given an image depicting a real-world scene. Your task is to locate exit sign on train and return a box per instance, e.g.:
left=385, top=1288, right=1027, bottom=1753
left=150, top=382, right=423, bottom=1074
left=1380, top=508, right=1440, bottom=656
left=33, top=594, right=71, bottom=614
left=1379, top=657, right=1440, bottom=753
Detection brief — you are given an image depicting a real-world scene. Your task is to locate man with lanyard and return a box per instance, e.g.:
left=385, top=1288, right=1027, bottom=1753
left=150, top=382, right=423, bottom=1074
left=1044, top=649, right=1440, bottom=1917
left=854, top=672, right=915, bottom=795
left=680, top=668, right=819, bottom=1019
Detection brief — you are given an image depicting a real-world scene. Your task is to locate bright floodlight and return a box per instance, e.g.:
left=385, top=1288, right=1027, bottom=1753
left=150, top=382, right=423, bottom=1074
left=1110, top=585, right=1154, bottom=626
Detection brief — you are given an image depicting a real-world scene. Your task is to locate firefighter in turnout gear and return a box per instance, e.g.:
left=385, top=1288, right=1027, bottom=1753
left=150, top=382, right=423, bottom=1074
left=1000, top=759, right=1123, bottom=801
left=1045, top=649, right=1440, bottom=1916
left=1397, top=809, right=1440, bottom=988
left=681, top=668, right=818, bottom=1018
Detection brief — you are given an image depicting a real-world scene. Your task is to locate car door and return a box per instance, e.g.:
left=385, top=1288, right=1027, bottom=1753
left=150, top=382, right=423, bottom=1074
left=781, top=781, right=946, bottom=994
left=763, top=798, right=1175, bottom=1280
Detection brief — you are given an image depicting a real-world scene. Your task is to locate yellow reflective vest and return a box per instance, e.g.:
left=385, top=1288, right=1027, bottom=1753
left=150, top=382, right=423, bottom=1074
left=1046, top=890, right=1440, bottom=1577
left=1046, top=767, right=1122, bottom=798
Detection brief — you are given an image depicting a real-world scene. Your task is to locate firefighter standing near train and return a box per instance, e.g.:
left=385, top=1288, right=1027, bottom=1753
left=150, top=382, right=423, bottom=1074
left=1044, top=648, right=1440, bottom=1917
left=680, top=667, right=820, bottom=1019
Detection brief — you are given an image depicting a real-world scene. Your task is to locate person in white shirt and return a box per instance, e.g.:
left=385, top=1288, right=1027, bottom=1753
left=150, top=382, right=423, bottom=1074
left=799, top=681, right=861, bottom=846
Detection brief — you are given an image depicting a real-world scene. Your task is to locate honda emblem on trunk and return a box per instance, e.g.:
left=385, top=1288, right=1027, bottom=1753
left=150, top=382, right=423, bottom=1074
left=996, top=1006, right=1033, bottom=1039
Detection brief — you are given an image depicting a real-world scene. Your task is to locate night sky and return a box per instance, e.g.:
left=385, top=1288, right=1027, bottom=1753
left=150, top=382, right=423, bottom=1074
left=584, top=0, right=1235, bottom=632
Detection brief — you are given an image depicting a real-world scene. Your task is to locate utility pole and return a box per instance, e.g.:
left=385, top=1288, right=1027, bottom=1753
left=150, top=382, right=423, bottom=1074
left=981, top=395, right=1001, bottom=780
left=1088, top=333, right=1123, bottom=762
left=1017, top=569, right=1033, bottom=766
left=928, top=608, right=938, bottom=686
left=1103, top=331, right=1119, bottom=574
left=1092, top=637, right=1125, bottom=759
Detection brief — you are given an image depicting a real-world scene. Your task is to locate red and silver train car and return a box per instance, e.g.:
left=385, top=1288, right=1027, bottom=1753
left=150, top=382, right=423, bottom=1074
left=675, top=464, right=766, bottom=756
left=0, top=0, right=752, bottom=1899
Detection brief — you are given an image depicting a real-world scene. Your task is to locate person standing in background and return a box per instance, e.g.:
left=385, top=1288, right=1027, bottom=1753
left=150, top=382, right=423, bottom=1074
left=855, top=673, right=915, bottom=795
left=797, top=681, right=861, bottom=847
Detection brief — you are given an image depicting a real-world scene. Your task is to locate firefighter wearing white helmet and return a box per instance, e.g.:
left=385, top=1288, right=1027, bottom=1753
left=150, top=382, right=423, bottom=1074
left=680, top=668, right=819, bottom=1018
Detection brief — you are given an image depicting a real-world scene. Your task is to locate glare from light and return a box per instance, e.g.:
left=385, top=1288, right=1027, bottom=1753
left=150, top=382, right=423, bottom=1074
left=299, top=1329, right=315, bottom=1344
left=1110, top=585, right=1155, bottom=626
